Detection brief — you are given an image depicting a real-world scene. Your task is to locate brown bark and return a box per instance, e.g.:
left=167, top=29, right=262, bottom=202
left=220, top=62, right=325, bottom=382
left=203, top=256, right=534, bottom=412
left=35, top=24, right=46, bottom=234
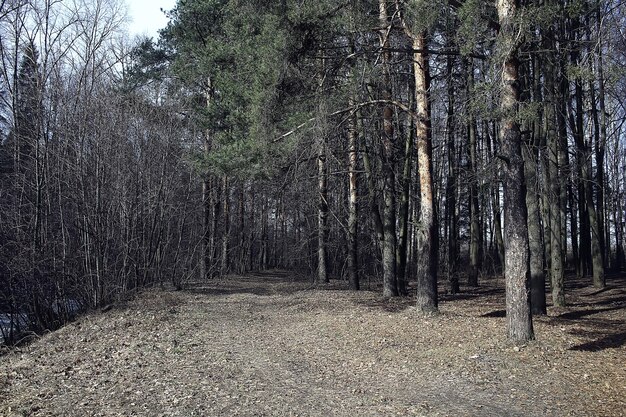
left=595, top=6, right=608, bottom=269
left=571, top=21, right=604, bottom=286
left=544, top=44, right=565, bottom=310
left=317, top=133, right=329, bottom=284
left=221, top=176, right=230, bottom=277
left=467, top=61, right=481, bottom=287
left=496, top=0, right=534, bottom=343
left=556, top=42, right=569, bottom=305
left=524, top=132, right=546, bottom=316
left=200, top=78, right=213, bottom=280
left=445, top=53, right=459, bottom=294
left=396, top=112, right=412, bottom=296
left=347, top=96, right=359, bottom=290
left=522, top=55, right=546, bottom=316
left=413, top=32, right=438, bottom=313
left=379, top=0, right=398, bottom=297
left=589, top=20, right=607, bottom=286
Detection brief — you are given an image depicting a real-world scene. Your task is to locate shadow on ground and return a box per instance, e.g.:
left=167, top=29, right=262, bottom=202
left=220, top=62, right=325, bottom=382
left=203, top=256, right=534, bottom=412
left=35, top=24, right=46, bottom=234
left=358, top=297, right=415, bottom=313
left=181, top=270, right=312, bottom=297
left=569, top=331, right=626, bottom=351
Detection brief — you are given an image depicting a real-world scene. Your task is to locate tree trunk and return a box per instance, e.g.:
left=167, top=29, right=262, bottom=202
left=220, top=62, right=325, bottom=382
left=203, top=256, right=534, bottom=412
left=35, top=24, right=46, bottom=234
left=522, top=55, right=546, bottom=316
left=201, top=151, right=211, bottom=280
left=591, top=17, right=608, bottom=285
left=575, top=83, right=592, bottom=278
left=396, top=113, right=412, bottom=296
left=544, top=48, right=566, bottom=309
left=221, top=176, right=230, bottom=277
left=347, top=97, right=359, bottom=290
left=467, top=60, right=481, bottom=287
left=413, top=32, right=438, bottom=313
left=200, top=78, right=213, bottom=280
left=522, top=97, right=546, bottom=315
left=523, top=125, right=546, bottom=316
left=593, top=26, right=608, bottom=270
left=492, top=184, right=505, bottom=271
left=487, top=121, right=506, bottom=273
left=557, top=38, right=571, bottom=292
left=362, top=142, right=384, bottom=246
left=317, top=128, right=329, bottom=284
left=210, top=177, right=222, bottom=277
left=237, top=183, right=246, bottom=274
left=445, top=53, right=459, bottom=294
left=496, top=0, right=534, bottom=343
left=379, top=0, right=398, bottom=297
left=571, top=25, right=604, bottom=286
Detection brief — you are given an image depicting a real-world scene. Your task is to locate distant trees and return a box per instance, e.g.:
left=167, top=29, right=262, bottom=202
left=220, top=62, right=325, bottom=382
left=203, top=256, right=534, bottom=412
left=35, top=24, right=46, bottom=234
left=0, top=0, right=198, bottom=342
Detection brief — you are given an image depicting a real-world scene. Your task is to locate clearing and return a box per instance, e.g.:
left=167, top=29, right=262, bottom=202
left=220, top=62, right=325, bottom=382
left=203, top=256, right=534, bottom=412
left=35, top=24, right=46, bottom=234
left=1, top=271, right=624, bottom=416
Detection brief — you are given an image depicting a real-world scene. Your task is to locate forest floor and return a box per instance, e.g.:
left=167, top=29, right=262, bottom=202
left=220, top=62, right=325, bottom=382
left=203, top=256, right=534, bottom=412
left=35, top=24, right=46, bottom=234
left=0, top=271, right=624, bottom=417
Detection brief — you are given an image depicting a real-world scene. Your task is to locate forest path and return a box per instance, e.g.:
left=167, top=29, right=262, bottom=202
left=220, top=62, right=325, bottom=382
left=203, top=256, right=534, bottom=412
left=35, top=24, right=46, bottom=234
left=1, top=271, right=624, bottom=416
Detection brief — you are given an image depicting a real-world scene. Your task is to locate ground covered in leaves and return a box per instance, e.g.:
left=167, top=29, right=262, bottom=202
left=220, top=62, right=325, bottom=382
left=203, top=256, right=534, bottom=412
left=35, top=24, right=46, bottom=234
left=1, top=271, right=624, bottom=416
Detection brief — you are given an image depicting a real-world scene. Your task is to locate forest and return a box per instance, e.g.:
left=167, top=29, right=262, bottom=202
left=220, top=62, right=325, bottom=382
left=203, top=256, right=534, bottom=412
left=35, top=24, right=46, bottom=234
left=0, top=0, right=625, bottom=348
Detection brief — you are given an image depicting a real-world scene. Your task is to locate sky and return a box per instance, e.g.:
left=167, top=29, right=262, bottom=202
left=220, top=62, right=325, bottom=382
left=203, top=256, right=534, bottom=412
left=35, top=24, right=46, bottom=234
left=127, top=0, right=177, bottom=38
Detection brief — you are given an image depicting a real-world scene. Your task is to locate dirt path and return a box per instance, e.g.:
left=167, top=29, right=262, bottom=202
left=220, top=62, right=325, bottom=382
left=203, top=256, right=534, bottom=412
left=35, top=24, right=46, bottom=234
left=1, top=272, right=624, bottom=416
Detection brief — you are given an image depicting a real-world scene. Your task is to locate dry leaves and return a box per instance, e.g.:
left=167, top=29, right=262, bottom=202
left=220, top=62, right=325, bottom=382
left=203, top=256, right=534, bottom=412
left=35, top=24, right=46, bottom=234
left=0, top=272, right=624, bottom=416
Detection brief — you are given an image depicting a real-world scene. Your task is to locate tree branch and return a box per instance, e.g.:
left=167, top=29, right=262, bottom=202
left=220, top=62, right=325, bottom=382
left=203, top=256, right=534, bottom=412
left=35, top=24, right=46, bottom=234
left=272, top=99, right=419, bottom=143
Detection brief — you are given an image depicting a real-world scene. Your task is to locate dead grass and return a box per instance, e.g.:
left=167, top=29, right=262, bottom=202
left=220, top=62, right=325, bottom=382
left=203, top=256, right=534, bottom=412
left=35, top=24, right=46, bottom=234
left=1, top=271, right=624, bottom=416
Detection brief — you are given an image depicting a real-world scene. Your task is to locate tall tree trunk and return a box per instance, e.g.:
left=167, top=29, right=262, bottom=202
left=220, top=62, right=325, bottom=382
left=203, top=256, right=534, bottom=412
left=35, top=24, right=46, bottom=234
left=210, top=177, right=222, bottom=277
left=571, top=21, right=604, bottom=286
left=587, top=72, right=606, bottom=286
left=574, top=83, right=591, bottom=278
left=488, top=121, right=506, bottom=273
left=557, top=31, right=571, bottom=284
left=200, top=78, right=213, bottom=280
left=413, top=31, right=438, bottom=313
left=523, top=122, right=546, bottom=316
left=467, top=60, right=481, bottom=287
left=315, top=51, right=329, bottom=284
left=445, top=53, right=459, bottom=294
left=492, top=183, right=505, bottom=271
left=221, top=176, right=230, bottom=277
left=524, top=143, right=546, bottom=315
left=317, top=134, right=329, bottom=284
left=593, top=51, right=607, bottom=271
left=201, top=150, right=211, bottom=280
left=592, top=11, right=608, bottom=284
left=362, top=142, right=384, bottom=246
left=379, top=0, right=398, bottom=297
left=237, top=183, right=246, bottom=274
left=544, top=44, right=566, bottom=308
left=522, top=54, right=546, bottom=316
left=347, top=98, right=359, bottom=290
left=396, top=113, right=412, bottom=296
left=496, top=0, right=534, bottom=343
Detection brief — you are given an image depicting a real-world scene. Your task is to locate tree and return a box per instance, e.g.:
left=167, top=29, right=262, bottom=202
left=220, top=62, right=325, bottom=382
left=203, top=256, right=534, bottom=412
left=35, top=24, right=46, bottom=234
left=378, top=0, right=399, bottom=297
left=398, top=1, right=439, bottom=312
left=495, top=0, right=534, bottom=343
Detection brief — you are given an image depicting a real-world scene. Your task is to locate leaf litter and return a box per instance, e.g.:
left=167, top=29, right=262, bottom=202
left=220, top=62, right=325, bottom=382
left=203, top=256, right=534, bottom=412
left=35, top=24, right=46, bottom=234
left=0, top=271, right=624, bottom=416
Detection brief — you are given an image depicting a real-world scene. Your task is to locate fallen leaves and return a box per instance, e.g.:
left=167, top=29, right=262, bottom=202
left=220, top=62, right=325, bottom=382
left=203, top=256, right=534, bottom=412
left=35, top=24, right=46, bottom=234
left=0, top=273, right=624, bottom=416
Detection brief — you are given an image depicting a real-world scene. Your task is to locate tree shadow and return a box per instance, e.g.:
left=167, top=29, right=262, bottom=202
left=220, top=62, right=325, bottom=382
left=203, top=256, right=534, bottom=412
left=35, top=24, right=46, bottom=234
left=481, top=310, right=506, bottom=318
left=358, top=297, right=415, bottom=313
left=181, top=271, right=311, bottom=297
left=183, top=286, right=276, bottom=297
left=556, top=305, right=625, bottom=320
left=439, top=288, right=504, bottom=302
left=439, top=294, right=480, bottom=302
left=568, top=296, right=626, bottom=308
left=569, top=331, right=626, bottom=352
left=584, top=286, right=615, bottom=297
